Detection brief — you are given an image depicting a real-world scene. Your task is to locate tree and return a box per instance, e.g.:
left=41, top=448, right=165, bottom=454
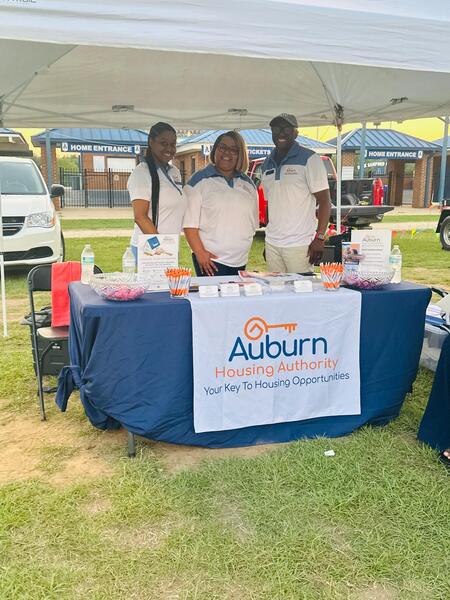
left=57, top=154, right=80, bottom=172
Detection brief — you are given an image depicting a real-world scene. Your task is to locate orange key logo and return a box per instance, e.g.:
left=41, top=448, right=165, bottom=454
left=243, top=316, right=297, bottom=341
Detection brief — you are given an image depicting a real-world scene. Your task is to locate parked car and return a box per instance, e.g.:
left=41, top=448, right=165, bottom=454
left=0, top=157, right=65, bottom=266
left=248, top=156, right=393, bottom=228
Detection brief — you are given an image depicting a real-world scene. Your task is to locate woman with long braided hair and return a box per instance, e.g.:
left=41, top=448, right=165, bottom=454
left=127, top=122, right=186, bottom=259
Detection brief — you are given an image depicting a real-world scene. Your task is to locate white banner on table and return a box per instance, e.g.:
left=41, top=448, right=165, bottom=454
left=137, top=234, right=179, bottom=290
left=189, top=288, right=362, bottom=433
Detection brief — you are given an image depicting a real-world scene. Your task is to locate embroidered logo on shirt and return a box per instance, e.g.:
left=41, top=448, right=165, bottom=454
left=284, top=167, right=299, bottom=175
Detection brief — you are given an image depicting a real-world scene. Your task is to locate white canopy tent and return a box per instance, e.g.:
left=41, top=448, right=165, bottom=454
left=1, top=0, right=450, bottom=335
left=2, top=1, right=450, bottom=128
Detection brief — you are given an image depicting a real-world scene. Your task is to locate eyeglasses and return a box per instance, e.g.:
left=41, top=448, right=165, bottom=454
left=271, top=125, right=295, bottom=134
left=217, top=143, right=239, bottom=156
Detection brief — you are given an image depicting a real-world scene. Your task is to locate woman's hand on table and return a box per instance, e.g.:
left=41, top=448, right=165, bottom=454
left=195, top=249, right=219, bottom=276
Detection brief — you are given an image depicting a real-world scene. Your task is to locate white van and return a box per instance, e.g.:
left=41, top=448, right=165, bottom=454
left=0, top=156, right=64, bottom=266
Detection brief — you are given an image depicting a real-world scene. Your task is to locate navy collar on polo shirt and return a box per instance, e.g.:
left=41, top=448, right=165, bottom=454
left=188, top=163, right=255, bottom=190
left=267, top=141, right=300, bottom=168
left=205, top=163, right=246, bottom=187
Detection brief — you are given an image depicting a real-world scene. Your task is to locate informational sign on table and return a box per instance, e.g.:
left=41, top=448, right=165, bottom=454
left=351, top=229, right=391, bottom=269
left=137, top=234, right=179, bottom=290
left=189, top=288, right=362, bottom=433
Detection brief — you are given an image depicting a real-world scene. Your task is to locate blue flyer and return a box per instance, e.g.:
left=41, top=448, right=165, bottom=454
left=147, top=236, right=161, bottom=250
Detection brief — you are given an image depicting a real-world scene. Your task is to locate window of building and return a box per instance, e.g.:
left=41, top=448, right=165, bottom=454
left=93, top=155, right=105, bottom=172
left=191, top=156, right=196, bottom=176
left=180, top=160, right=186, bottom=184
left=106, top=157, right=136, bottom=172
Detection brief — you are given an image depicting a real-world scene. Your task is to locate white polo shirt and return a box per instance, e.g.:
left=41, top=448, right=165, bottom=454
left=127, top=161, right=186, bottom=246
left=182, top=164, right=259, bottom=267
left=261, top=142, right=329, bottom=247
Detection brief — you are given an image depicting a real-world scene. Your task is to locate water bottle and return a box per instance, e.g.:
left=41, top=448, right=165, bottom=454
left=122, top=246, right=136, bottom=276
left=80, top=243, right=95, bottom=284
left=389, top=244, right=402, bottom=284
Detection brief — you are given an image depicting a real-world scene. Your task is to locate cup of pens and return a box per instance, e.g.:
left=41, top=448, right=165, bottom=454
left=165, top=267, right=192, bottom=298
left=319, top=262, right=343, bottom=291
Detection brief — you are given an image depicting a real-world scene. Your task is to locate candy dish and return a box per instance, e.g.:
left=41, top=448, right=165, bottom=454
left=90, top=273, right=146, bottom=301
left=344, top=268, right=394, bottom=290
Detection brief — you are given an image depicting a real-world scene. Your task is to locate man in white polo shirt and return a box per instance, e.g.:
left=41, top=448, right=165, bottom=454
left=261, top=114, right=331, bottom=273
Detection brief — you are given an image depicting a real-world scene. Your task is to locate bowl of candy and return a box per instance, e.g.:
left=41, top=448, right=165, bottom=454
left=343, top=268, right=394, bottom=290
left=90, top=273, right=146, bottom=301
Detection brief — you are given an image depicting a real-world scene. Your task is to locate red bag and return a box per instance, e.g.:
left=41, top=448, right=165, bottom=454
left=51, top=261, right=81, bottom=327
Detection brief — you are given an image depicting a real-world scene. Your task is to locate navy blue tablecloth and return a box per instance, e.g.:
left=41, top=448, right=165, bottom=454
left=57, top=282, right=430, bottom=447
left=417, top=333, right=450, bottom=452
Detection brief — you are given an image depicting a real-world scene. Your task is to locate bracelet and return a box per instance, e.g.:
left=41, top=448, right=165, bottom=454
left=314, top=231, right=326, bottom=241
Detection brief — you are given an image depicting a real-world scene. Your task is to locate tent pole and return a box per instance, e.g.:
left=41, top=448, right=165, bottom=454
left=333, top=105, right=344, bottom=234
left=45, top=131, right=53, bottom=188
left=0, top=100, right=7, bottom=336
left=438, top=116, right=449, bottom=205
left=0, top=181, right=8, bottom=338
left=359, top=122, right=367, bottom=179
left=336, top=128, right=342, bottom=233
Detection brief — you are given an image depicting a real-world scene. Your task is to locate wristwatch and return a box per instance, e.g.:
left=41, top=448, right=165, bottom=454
left=314, top=231, right=326, bottom=241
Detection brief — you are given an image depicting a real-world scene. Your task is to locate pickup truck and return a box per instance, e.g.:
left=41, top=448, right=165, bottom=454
left=248, top=156, right=393, bottom=228
left=436, top=205, right=450, bottom=250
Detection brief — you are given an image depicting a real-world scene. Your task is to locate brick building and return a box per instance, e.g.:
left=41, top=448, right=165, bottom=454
left=32, top=128, right=149, bottom=208
left=328, top=129, right=440, bottom=207
left=32, top=128, right=148, bottom=185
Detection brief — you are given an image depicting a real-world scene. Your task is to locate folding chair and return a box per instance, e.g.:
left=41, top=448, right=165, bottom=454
left=26, top=263, right=102, bottom=420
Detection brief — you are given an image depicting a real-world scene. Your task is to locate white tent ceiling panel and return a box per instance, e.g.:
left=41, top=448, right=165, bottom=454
left=1, top=1, right=450, bottom=72
left=3, top=44, right=450, bottom=129
left=1, top=1, right=450, bottom=128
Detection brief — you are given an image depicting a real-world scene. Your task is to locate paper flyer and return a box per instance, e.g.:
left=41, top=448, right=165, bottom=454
left=342, top=241, right=363, bottom=278
left=137, top=234, right=179, bottom=290
left=350, top=229, right=391, bottom=269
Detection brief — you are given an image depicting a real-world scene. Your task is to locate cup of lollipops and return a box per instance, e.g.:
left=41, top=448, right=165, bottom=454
left=165, top=267, right=192, bottom=298
left=319, top=262, right=343, bottom=291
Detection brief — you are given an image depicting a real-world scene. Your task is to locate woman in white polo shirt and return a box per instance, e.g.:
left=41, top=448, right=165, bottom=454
left=183, top=131, right=259, bottom=276
left=127, top=122, right=186, bottom=259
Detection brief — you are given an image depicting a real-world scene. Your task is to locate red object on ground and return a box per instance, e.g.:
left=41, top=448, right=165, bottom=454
left=373, top=177, right=384, bottom=206
left=51, top=261, right=81, bottom=326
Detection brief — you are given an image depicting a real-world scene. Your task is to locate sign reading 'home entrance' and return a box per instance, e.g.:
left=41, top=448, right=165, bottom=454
left=60, top=142, right=141, bottom=154
left=365, top=149, right=423, bottom=160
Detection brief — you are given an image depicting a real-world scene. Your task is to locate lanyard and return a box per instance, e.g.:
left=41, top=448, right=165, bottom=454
left=159, top=166, right=182, bottom=195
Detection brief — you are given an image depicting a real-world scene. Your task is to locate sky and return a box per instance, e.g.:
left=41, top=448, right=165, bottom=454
left=18, top=117, right=447, bottom=155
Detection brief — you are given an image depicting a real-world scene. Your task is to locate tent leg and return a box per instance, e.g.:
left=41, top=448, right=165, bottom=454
left=0, top=184, right=8, bottom=338
left=336, top=128, right=342, bottom=232
left=438, top=116, right=449, bottom=205
left=0, top=254, right=7, bottom=338
left=359, top=122, right=367, bottom=179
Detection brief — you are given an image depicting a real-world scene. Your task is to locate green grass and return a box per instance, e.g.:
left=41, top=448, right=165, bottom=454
left=60, top=219, right=132, bottom=230
left=5, top=235, right=267, bottom=299
left=383, top=215, right=439, bottom=223
left=1, top=233, right=449, bottom=599
left=59, top=215, right=439, bottom=232
left=5, top=230, right=448, bottom=300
